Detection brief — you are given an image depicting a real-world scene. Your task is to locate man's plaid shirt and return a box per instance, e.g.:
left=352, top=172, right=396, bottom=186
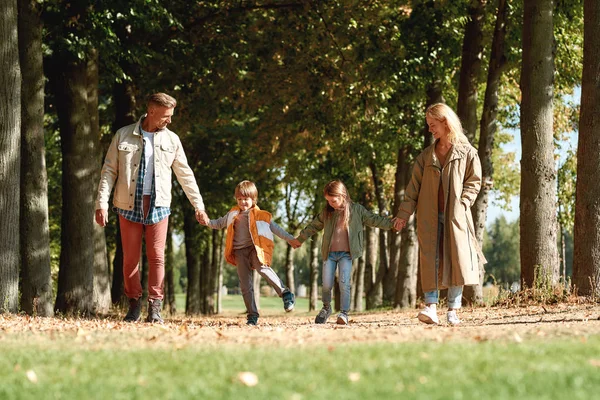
left=117, top=140, right=170, bottom=225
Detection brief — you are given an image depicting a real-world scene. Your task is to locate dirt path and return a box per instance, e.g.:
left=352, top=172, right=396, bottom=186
left=2, top=304, right=599, bottom=349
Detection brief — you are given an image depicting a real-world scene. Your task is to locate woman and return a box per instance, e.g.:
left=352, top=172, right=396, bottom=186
left=394, top=103, right=485, bottom=325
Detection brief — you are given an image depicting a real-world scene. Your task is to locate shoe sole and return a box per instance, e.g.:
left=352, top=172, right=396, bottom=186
left=285, top=304, right=295, bottom=312
left=417, top=313, right=439, bottom=325
left=336, top=317, right=348, bottom=325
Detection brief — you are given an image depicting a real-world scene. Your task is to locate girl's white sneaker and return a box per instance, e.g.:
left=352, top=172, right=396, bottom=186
left=417, top=306, right=439, bottom=325
left=447, top=310, right=461, bottom=326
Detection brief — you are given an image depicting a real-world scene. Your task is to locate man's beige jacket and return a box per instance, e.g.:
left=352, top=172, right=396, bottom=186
left=96, top=116, right=204, bottom=212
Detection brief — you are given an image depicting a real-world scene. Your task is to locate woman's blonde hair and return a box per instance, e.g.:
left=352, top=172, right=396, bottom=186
left=426, top=103, right=470, bottom=144
left=234, top=180, right=258, bottom=203
left=323, top=180, right=351, bottom=228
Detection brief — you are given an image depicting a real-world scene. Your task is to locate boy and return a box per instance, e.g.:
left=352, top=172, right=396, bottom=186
left=202, top=181, right=295, bottom=325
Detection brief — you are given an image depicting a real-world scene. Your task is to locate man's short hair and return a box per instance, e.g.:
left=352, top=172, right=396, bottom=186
left=147, top=93, right=177, bottom=109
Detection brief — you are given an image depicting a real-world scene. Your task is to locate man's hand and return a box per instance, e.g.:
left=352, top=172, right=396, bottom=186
left=195, top=209, right=209, bottom=226
left=95, top=209, right=108, bottom=227
left=288, top=238, right=302, bottom=249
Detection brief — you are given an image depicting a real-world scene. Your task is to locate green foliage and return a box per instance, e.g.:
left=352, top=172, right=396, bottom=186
left=483, top=216, right=520, bottom=285
left=557, top=149, right=577, bottom=233
left=490, top=131, right=520, bottom=209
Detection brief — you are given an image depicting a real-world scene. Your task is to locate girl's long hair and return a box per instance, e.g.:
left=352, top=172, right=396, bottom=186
left=426, top=103, right=470, bottom=145
left=323, top=180, right=351, bottom=228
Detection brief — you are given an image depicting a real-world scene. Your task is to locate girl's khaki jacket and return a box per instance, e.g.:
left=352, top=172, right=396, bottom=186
left=298, top=202, right=394, bottom=261
left=96, top=116, right=204, bottom=212
left=396, top=140, right=485, bottom=293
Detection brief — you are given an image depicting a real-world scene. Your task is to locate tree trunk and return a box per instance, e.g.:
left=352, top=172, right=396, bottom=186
left=309, top=232, right=319, bottom=311
left=18, top=0, right=53, bottom=316
left=201, top=246, right=211, bottom=314
left=389, top=148, right=403, bottom=308
left=365, top=226, right=381, bottom=309
left=183, top=204, right=201, bottom=315
left=354, top=249, right=365, bottom=312
left=165, top=222, right=176, bottom=314
left=87, top=49, right=111, bottom=314
left=217, top=230, right=224, bottom=314
left=573, top=0, right=600, bottom=296
left=285, top=244, right=295, bottom=292
left=395, top=214, right=419, bottom=308
left=0, top=0, right=21, bottom=313
left=53, top=55, right=96, bottom=315
left=110, top=80, right=136, bottom=306
left=520, top=0, right=559, bottom=288
left=369, top=161, right=392, bottom=303
left=207, top=229, right=219, bottom=314
left=457, top=0, right=487, bottom=144
left=467, top=0, right=509, bottom=305
left=393, top=147, right=419, bottom=308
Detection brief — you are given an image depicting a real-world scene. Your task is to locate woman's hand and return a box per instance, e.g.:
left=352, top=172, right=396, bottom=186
left=392, top=217, right=407, bottom=231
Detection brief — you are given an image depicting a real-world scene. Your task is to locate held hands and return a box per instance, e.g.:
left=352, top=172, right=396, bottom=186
left=392, top=217, right=407, bottom=232
left=195, top=209, right=210, bottom=226
left=288, top=238, right=302, bottom=249
left=95, top=209, right=108, bottom=227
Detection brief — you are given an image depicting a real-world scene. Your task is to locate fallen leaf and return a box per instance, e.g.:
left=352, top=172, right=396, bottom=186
left=26, top=370, right=38, bottom=383
left=589, top=359, right=600, bottom=367
left=237, top=371, right=258, bottom=387
left=348, top=372, right=360, bottom=382
left=513, top=333, right=523, bottom=343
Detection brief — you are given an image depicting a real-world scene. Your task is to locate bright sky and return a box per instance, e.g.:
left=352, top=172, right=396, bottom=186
left=485, top=88, right=581, bottom=226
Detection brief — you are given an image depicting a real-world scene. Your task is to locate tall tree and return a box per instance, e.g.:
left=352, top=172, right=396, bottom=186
left=468, top=0, right=510, bottom=304
left=0, top=0, right=21, bottom=313
left=87, top=49, right=111, bottom=314
left=573, top=0, right=600, bottom=296
left=51, top=51, right=97, bottom=315
left=393, top=147, right=419, bottom=308
left=457, top=0, right=487, bottom=143
left=519, top=0, right=559, bottom=288
left=18, top=0, right=53, bottom=316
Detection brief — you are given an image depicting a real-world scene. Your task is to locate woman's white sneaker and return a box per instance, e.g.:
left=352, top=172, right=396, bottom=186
left=417, top=306, right=439, bottom=325
left=447, top=310, right=461, bottom=326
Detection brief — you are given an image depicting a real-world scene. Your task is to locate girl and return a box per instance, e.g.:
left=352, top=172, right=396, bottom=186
left=394, top=103, right=485, bottom=325
left=290, top=180, right=395, bottom=325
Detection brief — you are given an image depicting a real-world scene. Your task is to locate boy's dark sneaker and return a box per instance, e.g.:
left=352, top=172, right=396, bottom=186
left=282, top=290, right=295, bottom=312
left=146, top=299, right=164, bottom=324
left=315, top=306, right=332, bottom=324
left=124, top=298, right=141, bottom=322
left=336, top=312, right=349, bottom=325
left=247, top=315, right=258, bottom=326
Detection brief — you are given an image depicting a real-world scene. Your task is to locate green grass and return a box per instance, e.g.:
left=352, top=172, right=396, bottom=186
left=1, top=337, right=599, bottom=399
left=175, top=294, right=312, bottom=316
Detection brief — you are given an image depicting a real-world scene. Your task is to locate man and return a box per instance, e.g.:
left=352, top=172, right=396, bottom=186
left=95, top=93, right=208, bottom=323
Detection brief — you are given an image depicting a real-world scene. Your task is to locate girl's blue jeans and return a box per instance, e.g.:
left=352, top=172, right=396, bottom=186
left=322, top=251, right=352, bottom=313
left=423, top=212, right=463, bottom=309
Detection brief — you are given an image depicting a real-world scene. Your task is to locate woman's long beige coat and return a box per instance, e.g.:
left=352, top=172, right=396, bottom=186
left=396, top=140, right=484, bottom=293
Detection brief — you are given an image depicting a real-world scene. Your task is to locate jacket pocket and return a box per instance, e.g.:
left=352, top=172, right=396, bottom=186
left=160, top=143, right=177, bottom=165
left=118, top=144, right=138, bottom=152
left=117, top=144, right=139, bottom=173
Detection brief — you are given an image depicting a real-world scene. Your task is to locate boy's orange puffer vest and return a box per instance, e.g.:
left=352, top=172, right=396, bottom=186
left=224, top=205, right=275, bottom=266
